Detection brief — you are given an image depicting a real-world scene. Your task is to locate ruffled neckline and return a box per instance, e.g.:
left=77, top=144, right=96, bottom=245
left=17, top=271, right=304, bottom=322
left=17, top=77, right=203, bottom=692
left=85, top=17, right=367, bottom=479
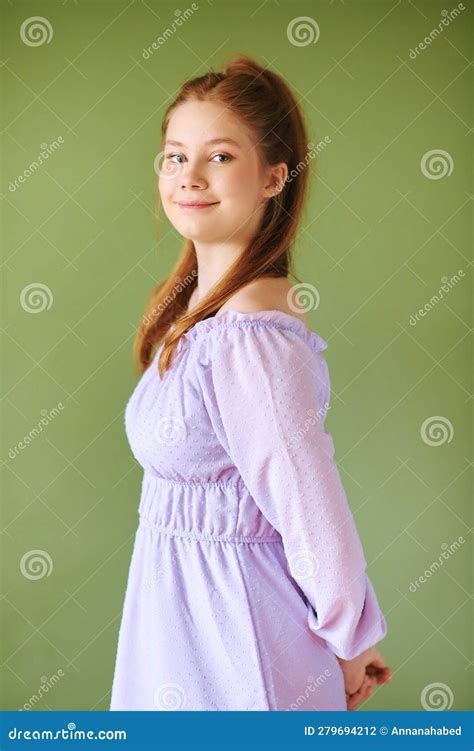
left=180, top=309, right=328, bottom=353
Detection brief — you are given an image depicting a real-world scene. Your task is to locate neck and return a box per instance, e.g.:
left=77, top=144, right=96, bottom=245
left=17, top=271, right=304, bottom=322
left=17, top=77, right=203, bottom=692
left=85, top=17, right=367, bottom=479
left=191, top=239, right=245, bottom=300
left=191, top=202, right=267, bottom=299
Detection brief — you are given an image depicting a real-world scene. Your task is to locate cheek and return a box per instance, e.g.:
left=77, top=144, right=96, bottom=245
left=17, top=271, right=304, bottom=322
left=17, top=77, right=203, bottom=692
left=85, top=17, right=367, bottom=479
left=158, top=177, right=173, bottom=203
left=219, top=165, right=262, bottom=202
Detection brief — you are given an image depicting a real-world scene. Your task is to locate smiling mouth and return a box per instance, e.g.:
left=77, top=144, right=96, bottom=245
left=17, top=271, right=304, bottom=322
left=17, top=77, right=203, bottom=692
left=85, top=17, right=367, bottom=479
left=176, top=202, right=220, bottom=209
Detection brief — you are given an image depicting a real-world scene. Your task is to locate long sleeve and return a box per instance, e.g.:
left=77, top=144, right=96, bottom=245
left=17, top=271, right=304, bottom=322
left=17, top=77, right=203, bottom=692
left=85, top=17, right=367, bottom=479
left=199, top=320, right=388, bottom=661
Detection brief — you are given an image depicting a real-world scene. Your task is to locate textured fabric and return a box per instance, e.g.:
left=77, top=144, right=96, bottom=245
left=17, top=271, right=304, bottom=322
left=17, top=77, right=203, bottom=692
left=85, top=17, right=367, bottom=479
left=110, top=310, right=387, bottom=711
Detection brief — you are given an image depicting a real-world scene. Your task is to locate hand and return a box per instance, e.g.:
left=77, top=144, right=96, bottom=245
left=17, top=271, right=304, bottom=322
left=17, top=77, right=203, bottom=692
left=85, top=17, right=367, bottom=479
left=336, top=647, right=393, bottom=710
left=345, top=671, right=377, bottom=710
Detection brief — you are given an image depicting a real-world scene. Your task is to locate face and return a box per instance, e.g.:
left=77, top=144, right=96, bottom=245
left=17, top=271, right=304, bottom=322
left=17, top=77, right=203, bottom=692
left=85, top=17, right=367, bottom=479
left=158, top=99, right=287, bottom=245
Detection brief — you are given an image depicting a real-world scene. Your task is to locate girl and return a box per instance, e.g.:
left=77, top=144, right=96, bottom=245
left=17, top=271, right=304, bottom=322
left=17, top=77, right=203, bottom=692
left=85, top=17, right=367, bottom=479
left=110, top=55, right=392, bottom=712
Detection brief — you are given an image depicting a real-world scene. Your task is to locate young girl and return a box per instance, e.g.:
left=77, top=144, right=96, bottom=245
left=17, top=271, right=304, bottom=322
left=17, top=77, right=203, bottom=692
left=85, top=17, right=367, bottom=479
left=110, top=55, right=392, bottom=712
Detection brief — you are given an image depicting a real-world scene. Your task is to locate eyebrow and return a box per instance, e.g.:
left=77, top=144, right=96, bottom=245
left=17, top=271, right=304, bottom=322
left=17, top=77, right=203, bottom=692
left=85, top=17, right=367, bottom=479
left=164, top=137, right=241, bottom=148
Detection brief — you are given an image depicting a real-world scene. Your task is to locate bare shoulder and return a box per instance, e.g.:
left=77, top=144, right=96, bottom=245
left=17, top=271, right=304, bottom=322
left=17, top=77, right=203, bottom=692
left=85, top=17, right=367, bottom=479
left=217, top=278, right=309, bottom=326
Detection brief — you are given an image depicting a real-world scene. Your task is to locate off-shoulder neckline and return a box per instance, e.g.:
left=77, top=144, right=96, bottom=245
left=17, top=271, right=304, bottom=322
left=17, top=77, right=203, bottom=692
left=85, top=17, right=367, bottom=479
left=180, top=309, right=328, bottom=352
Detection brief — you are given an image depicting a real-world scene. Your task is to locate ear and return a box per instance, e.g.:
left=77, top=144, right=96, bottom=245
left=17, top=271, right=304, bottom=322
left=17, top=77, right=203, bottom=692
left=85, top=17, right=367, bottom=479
left=262, top=162, right=288, bottom=199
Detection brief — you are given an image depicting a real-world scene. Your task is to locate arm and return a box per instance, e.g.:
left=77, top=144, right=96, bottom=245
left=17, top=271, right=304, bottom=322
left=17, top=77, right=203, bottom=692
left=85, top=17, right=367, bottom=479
left=201, top=323, right=388, bottom=661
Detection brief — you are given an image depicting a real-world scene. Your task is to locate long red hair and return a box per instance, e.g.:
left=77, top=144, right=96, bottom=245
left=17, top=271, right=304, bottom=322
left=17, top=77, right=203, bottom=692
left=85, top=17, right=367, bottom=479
left=133, top=54, right=314, bottom=379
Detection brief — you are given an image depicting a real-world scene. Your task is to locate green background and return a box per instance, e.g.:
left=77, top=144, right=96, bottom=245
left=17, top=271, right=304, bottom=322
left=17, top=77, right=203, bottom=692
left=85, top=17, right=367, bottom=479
left=1, top=0, right=471, bottom=712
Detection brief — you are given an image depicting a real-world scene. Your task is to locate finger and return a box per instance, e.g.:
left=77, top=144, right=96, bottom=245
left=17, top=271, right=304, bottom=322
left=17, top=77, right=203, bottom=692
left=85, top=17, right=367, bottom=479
left=347, top=671, right=374, bottom=703
left=364, top=673, right=388, bottom=694
left=369, top=664, right=391, bottom=674
left=366, top=667, right=384, bottom=678
left=374, top=669, right=393, bottom=685
left=366, top=666, right=392, bottom=683
left=347, top=689, right=371, bottom=711
left=368, top=658, right=386, bottom=669
left=356, top=676, right=371, bottom=695
left=347, top=683, right=373, bottom=710
left=347, top=693, right=360, bottom=710
left=365, top=668, right=379, bottom=679
left=359, top=678, right=374, bottom=696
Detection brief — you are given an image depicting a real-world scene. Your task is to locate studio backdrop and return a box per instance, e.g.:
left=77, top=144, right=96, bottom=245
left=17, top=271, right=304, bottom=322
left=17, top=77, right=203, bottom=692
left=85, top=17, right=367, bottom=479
left=1, top=0, right=471, bottom=712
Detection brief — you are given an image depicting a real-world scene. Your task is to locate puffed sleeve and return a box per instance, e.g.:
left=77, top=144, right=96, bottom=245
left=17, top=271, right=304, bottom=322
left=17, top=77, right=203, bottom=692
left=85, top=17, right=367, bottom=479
left=199, top=320, right=388, bottom=661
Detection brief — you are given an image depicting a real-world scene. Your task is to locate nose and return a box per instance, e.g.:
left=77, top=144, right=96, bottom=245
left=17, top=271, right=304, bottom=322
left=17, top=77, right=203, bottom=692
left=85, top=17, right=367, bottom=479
left=180, top=162, right=207, bottom=190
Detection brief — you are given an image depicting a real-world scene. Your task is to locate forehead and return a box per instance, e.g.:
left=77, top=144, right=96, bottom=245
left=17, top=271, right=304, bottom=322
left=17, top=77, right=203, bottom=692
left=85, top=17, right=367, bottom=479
left=165, top=99, right=256, bottom=151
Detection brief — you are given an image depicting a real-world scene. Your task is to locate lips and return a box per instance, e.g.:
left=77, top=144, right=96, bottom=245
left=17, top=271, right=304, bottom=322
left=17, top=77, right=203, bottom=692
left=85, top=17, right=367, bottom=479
left=177, top=201, right=219, bottom=208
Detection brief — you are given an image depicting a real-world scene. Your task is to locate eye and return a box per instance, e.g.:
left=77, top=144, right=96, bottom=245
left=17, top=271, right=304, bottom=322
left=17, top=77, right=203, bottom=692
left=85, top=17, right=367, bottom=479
left=211, top=153, right=232, bottom=163
left=165, top=153, right=185, bottom=163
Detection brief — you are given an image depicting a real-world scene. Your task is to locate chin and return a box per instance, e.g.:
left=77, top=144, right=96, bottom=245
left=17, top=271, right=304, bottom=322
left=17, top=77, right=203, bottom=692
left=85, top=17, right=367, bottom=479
left=180, top=229, right=221, bottom=242
left=174, top=219, right=227, bottom=243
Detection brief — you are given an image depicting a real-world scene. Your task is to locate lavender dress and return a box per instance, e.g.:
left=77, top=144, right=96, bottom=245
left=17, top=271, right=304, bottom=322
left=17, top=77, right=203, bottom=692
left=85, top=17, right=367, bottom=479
left=110, top=310, right=387, bottom=711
